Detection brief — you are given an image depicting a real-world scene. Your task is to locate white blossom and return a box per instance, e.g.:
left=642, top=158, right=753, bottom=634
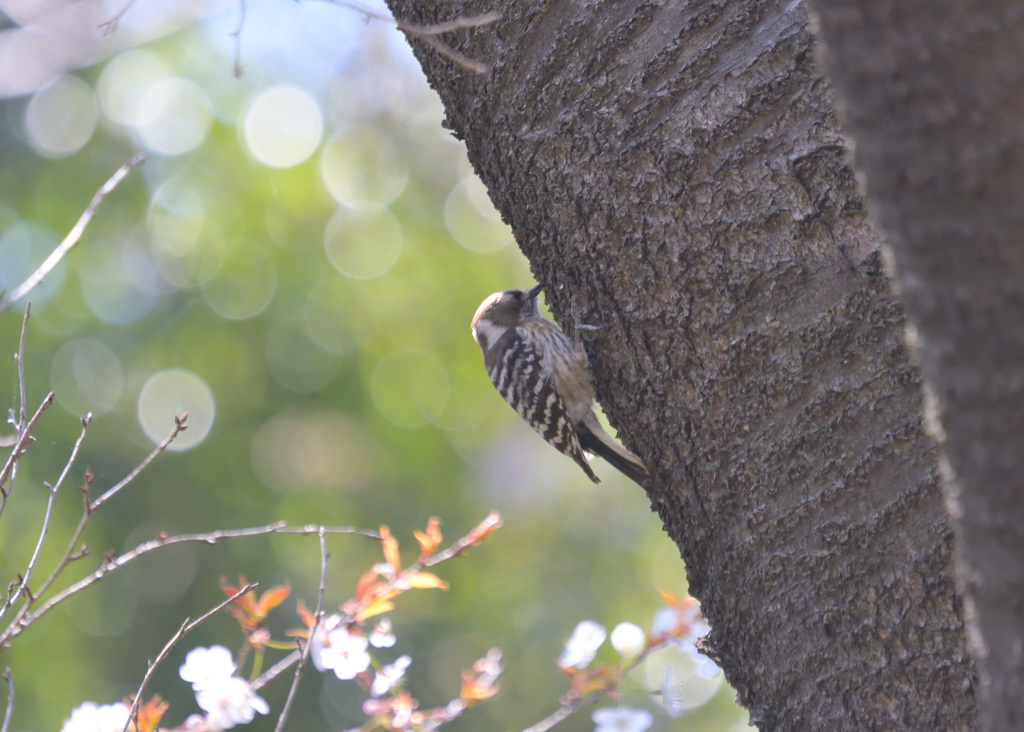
left=196, top=676, right=270, bottom=729
left=610, top=622, right=645, bottom=659
left=369, top=617, right=397, bottom=648
left=371, top=655, right=412, bottom=697
left=592, top=706, right=654, bottom=732
left=658, top=663, right=686, bottom=719
left=558, top=620, right=607, bottom=669
left=313, top=624, right=372, bottom=680
left=61, top=702, right=130, bottom=732
left=180, top=645, right=237, bottom=690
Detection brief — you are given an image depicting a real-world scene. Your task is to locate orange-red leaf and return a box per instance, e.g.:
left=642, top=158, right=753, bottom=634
left=134, top=695, right=168, bottom=732
left=414, top=517, right=443, bottom=556
left=257, top=582, right=291, bottom=617
left=355, top=568, right=380, bottom=602
left=461, top=672, right=499, bottom=703
left=379, top=525, right=401, bottom=573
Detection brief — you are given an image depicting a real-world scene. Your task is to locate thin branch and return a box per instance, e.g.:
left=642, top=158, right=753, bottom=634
left=123, top=584, right=258, bottom=732
left=0, top=307, right=33, bottom=518
left=274, top=528, right=329, bottom=732
left=251, top=650, right=301, bottom=692
left=1, top=523, right=374, bottom=646
left=0, top=155, right=145, bottom=313
left=417, top=35, right=489, bottom=74
left=521, top=694, right=603, bottom=732
left=0, top=670, right=11, bottom=732
left=230, top=0, right=247, bottom=77
left=396, top=11, right=501, bottom=37
left=15, top=305, right=28, bottom=429
left=99, top=0, right=139, bottom=35
left=90, top=413, right=185, bottom=512
left=0, top=393, right=54, bottom=504
left=250, top=513, right=501, bottom=693
left=425, top=511, right=502, bottom=567
left=328, top=1, right=499, bottom=73
left=0, top=415, right=91, bottom=620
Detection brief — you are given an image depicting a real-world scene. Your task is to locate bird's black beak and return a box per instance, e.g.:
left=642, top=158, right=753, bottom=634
left=527, top=283, right=544, bottom=301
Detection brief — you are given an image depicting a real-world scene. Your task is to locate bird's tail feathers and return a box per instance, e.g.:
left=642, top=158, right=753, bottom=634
left=578, top=421, right=648, bottom=486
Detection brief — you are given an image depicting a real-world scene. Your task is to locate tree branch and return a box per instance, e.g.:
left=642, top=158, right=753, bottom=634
left=273, top=528, right=329, bottom=732
left=123, top=584, right=259, bottom=732
left=0, top=415, right=91, bottom=620
left=1, top=523, right=374, bottom=647
left=0, top=155, right=145, bottom=313
left=0, top=670, right=11, bottom=732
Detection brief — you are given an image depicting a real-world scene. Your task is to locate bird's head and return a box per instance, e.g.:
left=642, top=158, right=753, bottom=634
left=471, top=283, right=544, bottom=350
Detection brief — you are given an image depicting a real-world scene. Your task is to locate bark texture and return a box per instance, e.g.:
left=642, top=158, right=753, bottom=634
left=809, top=0, right=1024, bottom=728
left=387, top=0, right=977, bottom=728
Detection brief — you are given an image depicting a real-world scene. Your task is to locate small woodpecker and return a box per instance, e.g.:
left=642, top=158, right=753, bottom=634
left=470, top=284, right=648, bottom=485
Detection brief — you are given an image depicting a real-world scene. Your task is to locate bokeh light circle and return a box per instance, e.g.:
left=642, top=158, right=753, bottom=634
left=320, top=127, right=409, bottom=206
left=24, top=75, right=97, bottom=158
left=147, top=173, right=210, bottom=287
left=265, top=321, right=341, bottom=393
left=302, top=278, right=377, bottom=354
left=200, top=242, right=277, bottom=320
left=0, top=221, right=63, bottom=305
left=137, top=369, right=215, bottom=450
left=50, top=340, right=124, bottom=417
left=243, top=85, right=323, bottom=168
left=444, top=174, right=514, bottom=253
left=370, top=350, right=450, bottom=427
left=250, top=406, right=372, bottom=493
left=135, top=77, right=211, bottom=155
left=323, top=203, right=402, bottom=280
left=97, top=49, right=171, bottom=126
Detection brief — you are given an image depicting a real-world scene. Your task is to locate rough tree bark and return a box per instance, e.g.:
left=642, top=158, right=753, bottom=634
left=809, top=1, right=1024, bottom=729
left=386, top=0, right=977, bottom=728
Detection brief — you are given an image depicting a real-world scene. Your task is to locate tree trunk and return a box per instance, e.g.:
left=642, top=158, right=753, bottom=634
left=386, top=0, right=977, bottom=728
left=808, top=0, right=1024, bottom=728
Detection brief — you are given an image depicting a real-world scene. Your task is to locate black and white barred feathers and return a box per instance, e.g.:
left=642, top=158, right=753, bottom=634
left=470, top=284, right=648, bottom=485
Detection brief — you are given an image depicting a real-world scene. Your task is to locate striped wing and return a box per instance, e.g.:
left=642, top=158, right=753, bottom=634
left=485, top=330, right=599, bottom=482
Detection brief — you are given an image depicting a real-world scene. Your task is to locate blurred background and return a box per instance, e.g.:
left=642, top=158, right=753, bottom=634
left=0, top=1, right=747, bottom=729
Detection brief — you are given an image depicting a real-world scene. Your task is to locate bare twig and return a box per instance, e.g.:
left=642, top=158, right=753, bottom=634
left=0, top=393, right=54, bottom=508
left=123, top=584, right=258, bottom=732
left=0, top=415, right=91, bottom=620
left=0, top=155, right=145, bottom=313
left=274, top=528, right=329, bottom=732
left=99, top=0, right=139, bottom=35
left=417, top=35, right=489, bottom=74
left=230, top=0, right=247, bottom=77
left=396, top=11, right=502, bottom=37
left=425, top=511, right=502, bottom=567
left=0, top=670, right=11, bottom=732
left=90, top=414, right=185, bottom=512
left=521, top=694, right=602, bottom=732
left=251, top=649, right=301, bottom=692
left=15, top=305, right=28, bottom=429
left=1, top=523, right=374, bottom=647
left=328, top=0, right=499, bottom=73
left=0, top=307, right=35, bottom=518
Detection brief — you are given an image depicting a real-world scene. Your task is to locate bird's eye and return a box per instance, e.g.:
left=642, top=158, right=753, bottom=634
left=511, top=291, right=522, bottom=301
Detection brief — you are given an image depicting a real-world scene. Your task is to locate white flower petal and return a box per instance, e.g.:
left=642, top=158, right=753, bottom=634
left=558, top=620, right=607, bottom=669
left=592, top=706, right=654, bottom=732
left=610, top=622, right=646, bottom=659
left=61, top=702, right=131, bottom=732
left=180, top=645, right=237, bottom=689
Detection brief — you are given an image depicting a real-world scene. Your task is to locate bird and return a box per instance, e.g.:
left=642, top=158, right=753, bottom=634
left=470, top=283, right=648, bottom=485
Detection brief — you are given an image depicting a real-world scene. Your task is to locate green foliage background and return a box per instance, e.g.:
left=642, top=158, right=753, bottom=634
left=0, top=5, right=746, bottom=731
